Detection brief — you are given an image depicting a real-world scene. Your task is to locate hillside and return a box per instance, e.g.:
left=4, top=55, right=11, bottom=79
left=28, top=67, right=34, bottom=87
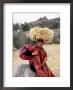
left=28, top=16, right=60, bottom=29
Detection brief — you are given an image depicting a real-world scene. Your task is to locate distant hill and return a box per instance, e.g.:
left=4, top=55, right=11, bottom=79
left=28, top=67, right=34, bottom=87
left=13, top=16, right=60, bottom=31
left=28, top=16, right=60, bottom=29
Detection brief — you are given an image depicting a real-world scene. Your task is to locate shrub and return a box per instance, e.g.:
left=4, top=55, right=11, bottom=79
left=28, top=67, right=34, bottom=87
left=13, top=30, right=33, bottom=49
left=21, top=22, right=30, bottom=32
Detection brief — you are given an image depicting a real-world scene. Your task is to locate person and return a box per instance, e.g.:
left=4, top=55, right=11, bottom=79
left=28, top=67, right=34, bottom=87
left=28, top=39, right=55, bottom=77
left=19, top=27, right=55, bottom=77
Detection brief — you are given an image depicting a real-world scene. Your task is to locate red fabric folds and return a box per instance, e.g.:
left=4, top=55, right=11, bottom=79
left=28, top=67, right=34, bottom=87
left=19, top=44, right=33, bottom=60
left=19, top=44, right=55, bottom=77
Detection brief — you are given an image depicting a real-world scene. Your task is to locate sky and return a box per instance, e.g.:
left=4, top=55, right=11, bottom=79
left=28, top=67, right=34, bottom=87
left=13, top=12, right=60, bottom=24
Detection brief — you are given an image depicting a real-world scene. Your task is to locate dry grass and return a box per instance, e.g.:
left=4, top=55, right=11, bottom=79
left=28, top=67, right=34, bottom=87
left=12, top=44, right=60, bottom=77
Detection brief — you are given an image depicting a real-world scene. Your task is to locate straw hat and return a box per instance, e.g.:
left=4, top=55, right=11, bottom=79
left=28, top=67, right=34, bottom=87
left=30, top=27, right=54, bottom=43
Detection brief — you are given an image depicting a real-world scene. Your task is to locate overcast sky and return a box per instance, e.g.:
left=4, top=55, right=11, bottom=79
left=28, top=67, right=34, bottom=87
left=13, top=12, right=60, bottom=24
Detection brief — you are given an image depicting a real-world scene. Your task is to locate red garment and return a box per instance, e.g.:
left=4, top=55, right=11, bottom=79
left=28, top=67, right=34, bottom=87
left=29, top=45, right=55, bottom=77
left=19, top=44, right=33, bottom=60
left=19, top=44, right=55, bottom=77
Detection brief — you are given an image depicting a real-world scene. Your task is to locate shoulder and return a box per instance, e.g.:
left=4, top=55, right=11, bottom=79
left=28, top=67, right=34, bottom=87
left=31, top=45, right=36, bottom=49
left=29, top=45, right=36, bottom=51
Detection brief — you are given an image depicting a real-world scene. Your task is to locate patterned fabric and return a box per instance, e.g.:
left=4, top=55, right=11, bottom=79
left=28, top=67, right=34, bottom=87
left=29, top=45, right=55, bottom=77
left=19, top=44, right=55, bottom=77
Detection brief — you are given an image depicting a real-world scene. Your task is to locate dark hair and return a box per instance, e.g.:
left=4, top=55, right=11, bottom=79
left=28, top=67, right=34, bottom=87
left=31, top=39, right=44, bottom=45
left=37, top=39, right=44, bottom=43
left=31, top=40, right=37, bottom=45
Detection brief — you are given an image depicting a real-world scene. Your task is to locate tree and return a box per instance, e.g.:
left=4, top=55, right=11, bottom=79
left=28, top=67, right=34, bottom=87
left=13, top=23, right=19, bottom=31
left=21, top=22, right=29, bottom=31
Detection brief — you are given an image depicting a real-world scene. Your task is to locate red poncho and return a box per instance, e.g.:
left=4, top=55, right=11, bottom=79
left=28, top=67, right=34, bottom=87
left=19, top=44, right=55, bottom=77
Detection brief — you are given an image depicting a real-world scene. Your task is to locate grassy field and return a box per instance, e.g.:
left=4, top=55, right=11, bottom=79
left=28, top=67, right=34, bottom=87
left=12, top=44, right=60, bottom=77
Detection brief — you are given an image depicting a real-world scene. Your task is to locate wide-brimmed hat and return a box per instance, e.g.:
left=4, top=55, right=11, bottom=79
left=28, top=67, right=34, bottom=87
left=30, top=27, right=54, bottom=43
